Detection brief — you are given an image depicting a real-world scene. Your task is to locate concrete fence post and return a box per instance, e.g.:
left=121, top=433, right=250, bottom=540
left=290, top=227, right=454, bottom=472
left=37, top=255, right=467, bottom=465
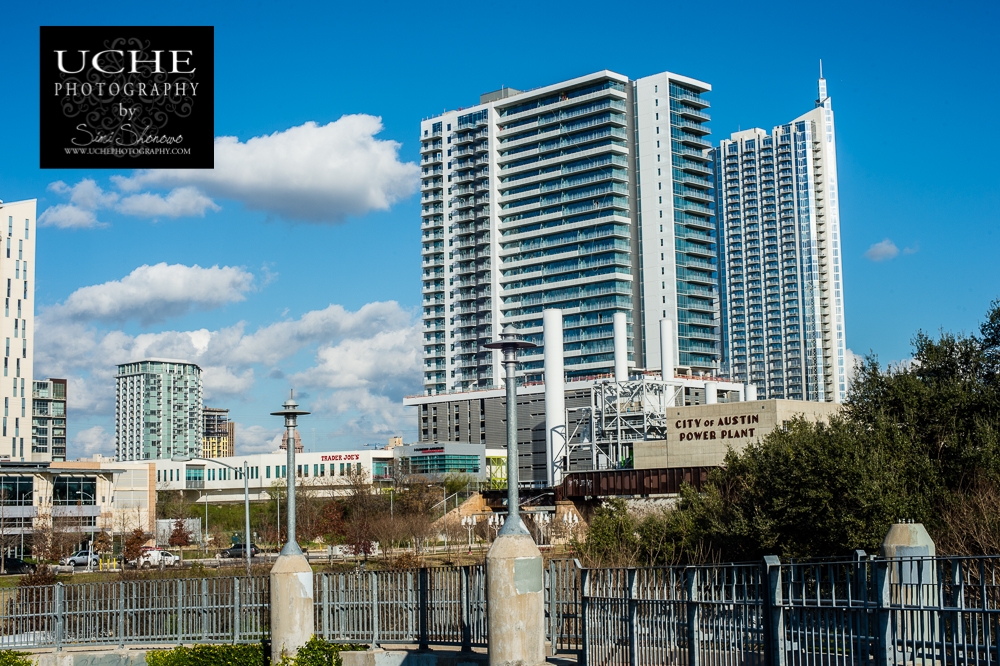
left=176, top=579, right=184, bottom=643
left=54, top=582, right=64, bottom=651
left=322, top=574, right=331, bottom=640
left=460, top=566, right=471, bottom=651
left=685, top=568, right=700, bottom=666
left=876, top=560, right=892, bottom=666
left=370, top=571, right=379, bottom=649
left=627, top=569, right=639, bottom=666
left=579, top=567, right=590, bottom=666
left=117, top=581, right=125, bottom=649
left=763, top=556, right=785, bottom=666
left=201, top=578, right=208, bottom=643
left=233, top=577, right=241, bottom=644
left=418, top=567, right=429, bottom=650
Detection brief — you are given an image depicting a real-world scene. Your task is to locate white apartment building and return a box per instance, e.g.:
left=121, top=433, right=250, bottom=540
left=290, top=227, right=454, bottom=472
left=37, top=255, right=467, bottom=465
left=715, top=74, right=847, bottom=402
left=0, top=200, right=37, bottom=462
left=420, top=70, right=721, bottom=396
left=115, top=359, right=204, bottom=461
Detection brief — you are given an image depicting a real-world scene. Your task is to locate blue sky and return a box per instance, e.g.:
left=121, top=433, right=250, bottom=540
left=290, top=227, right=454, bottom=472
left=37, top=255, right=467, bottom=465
left=1, top=0, right=997, bottom=457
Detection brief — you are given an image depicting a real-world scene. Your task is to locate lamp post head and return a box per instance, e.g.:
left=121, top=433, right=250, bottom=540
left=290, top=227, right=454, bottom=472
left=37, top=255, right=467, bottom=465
left=483, top=325, right=537, bottom=356
left=171, top=454, right=193, bottom=463
left=270, top=390, right=311, bottom=427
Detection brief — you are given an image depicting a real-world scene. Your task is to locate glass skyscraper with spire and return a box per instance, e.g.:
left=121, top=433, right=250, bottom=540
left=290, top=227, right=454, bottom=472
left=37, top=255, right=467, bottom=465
left=714, top=74, right=847, bottom=402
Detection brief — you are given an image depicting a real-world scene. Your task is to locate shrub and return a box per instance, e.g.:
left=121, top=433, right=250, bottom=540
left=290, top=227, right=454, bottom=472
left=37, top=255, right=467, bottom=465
left=282, top=636, right=367, bottom=666
left=145, top=638, right=366, bottom=666
left=145, top=643, right=267, bottom=666
left=18, top=564, right=56, bottom=588
left=0, top=651, right=32, bottom=666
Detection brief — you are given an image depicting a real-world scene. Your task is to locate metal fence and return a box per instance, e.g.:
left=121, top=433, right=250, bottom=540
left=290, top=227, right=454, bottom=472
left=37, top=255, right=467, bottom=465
left=0, top=576, right=269, bottom=650
left=581, top=555, right=1000, bottom=666
left=311, top=561, right=580, bottom=651
left=2, top=556, right=995, bottom=666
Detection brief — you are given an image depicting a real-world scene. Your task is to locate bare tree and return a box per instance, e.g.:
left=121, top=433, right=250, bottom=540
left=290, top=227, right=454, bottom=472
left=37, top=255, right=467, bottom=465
left=168, top=518, right=192, bottom=562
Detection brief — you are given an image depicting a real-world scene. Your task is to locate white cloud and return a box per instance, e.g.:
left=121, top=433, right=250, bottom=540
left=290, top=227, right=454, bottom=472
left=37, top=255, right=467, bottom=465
left=35, top=294, right=419, bottom=421
left=39, top=179, right=119, bottom=229
left=292, top=327, right=421, bottom=394
left=38, top=204, right=108, bottom=229
left=115, top=187, right=220, bottom=218
left=235, top=424, right=283, bottom=455
left=865, top=238, right=900, bottom=262
left=113, top=116, right=419, bottom=223
left=202, top=366, right=255, bottom=398
left=289, top=326, right=422, bottom=443
left=45, top=263, right=254, bottom=325
left=73, top=425, right=115, bottom=458
left=312, top=389, right=412, bottom=440
left=50, top=179, right=119, bottom=209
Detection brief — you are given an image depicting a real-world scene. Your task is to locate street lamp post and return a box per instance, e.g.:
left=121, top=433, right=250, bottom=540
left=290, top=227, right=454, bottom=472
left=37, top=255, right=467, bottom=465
left=461, top=515, right=477, bottom=553
left=482, top=325, right=545, bottom=666
left=271, top=394, right=310, bottom=555
left=171, top=455, right=252, bottom=575
left=562, top=512, right=579, bottom=543
left=483, top=326, right=536, bottom=537
left=488, top=513, right=504, bottom=543
left=535, top=513, right=552, bottom=547
left=269, top=392, right=313, bottom=662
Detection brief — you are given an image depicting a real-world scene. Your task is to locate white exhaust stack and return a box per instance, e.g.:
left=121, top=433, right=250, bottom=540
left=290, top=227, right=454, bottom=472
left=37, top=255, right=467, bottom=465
left=613, top=312, right=628, bottom=382
left=543, top=309, right=565, bottom=488
left=704, top=381, right=718, bottom=405
left=746, top=384, right=757, bottom=401
left=659, top=318, right=675, bottom=381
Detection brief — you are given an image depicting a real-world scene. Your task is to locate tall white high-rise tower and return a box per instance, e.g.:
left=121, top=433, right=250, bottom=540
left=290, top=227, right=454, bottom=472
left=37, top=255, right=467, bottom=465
left=0, top=200, right=37, bottom=462
left=715, top=73, right=847, bottom=402
left=419, top=70, right=721, bottom=395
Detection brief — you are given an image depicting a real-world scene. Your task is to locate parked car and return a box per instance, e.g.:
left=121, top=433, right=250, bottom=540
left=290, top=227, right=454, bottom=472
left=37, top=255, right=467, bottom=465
left=61, top=550, right=98, bottom=567
left=0, top=557, right=36, bottom=575
left=130, top=547, right=179, bottom=569
left=218, top=544, right=260, bottom=559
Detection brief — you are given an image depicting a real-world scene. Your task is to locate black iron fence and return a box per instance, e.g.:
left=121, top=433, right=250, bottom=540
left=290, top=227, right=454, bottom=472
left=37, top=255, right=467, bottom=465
left=0, top=556, right=996, bottom=666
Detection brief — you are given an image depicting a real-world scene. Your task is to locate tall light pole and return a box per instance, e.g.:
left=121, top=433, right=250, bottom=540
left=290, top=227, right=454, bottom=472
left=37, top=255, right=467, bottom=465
left=171, top=455, right=252, bottom=575
left=269, top=391, right=313, bottom=661
left=483, top=325, right=536, bottom=536
left=483, top=325, right=545, bottom=666
left=271, top=393, right=309, bottom=555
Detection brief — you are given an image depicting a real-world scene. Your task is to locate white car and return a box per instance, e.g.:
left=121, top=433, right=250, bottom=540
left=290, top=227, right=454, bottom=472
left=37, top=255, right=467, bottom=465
left=61, top=550, right=98, bottom=567
left=133, top=549, right=180, bottom=568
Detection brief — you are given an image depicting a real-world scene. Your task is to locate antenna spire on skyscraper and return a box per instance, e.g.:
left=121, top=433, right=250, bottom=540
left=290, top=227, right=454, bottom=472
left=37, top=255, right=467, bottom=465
left=816, top=60, right=829, bottom=108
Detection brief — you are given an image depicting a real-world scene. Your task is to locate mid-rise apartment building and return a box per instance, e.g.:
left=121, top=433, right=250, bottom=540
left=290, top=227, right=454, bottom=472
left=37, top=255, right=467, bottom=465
left=714, top=74, right=847, bottom=401
left=32, top=378, right=67, bottom=462
left=202, top=407, right=232, bottom=458
left=115, top=359, right=203, bottom=461
left=0, top=200, right=37, bottom=462
left=420, top=70, right=720, bottom=395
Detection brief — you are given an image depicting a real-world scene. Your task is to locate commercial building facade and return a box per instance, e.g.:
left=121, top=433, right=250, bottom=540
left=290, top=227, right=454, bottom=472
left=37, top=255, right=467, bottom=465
left=32, top=378, right=67, bottom=462
left=0, top=458, right=155, bottom=558
left=714, top=75, right=847, bottom=401
left=420, top=70, right=720, bottom=396
left=0, top=200, right=38, bottom=462
left=153, top=445, right=505, bottom=503
left=115, top=359, right=204, bottom=461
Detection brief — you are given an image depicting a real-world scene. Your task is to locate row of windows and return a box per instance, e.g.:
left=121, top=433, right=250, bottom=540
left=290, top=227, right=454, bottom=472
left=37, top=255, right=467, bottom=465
left=157, top=462, right=365, bottom=484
